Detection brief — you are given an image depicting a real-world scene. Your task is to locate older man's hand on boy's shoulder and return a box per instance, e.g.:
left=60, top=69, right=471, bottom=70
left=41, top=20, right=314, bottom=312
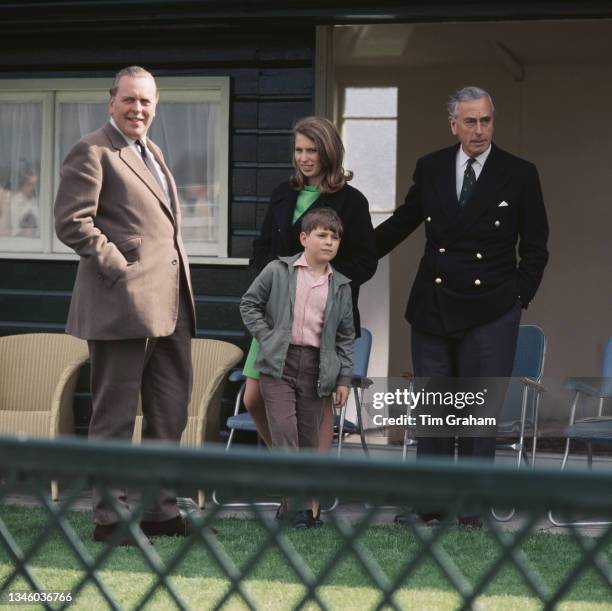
left=334, top=385, right=349, bottom=407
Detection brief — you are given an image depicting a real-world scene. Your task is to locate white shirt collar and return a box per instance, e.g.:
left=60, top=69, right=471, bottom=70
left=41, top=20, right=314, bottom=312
left=458, top=144, right=491, bottom=169
left=109, top=117, right=147, bottom=146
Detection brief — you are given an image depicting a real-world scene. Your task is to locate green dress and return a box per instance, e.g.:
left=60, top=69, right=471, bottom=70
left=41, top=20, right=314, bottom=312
left=242, top=185, right=320, bottom=379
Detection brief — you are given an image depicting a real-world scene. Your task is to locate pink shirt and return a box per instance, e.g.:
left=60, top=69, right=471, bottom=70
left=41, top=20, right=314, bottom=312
left=290, top=253, right=332, bottom=348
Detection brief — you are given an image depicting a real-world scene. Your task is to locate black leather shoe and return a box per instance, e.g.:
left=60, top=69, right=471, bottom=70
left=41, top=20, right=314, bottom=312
left=275, top=499, right=289, bottom=520
left=140, top=515, right=191, bottom=538
left=394, top=512, right=445, bottom=526
left=457, top=515, right=483, bottom=529
left=293, top=509, right=320, bottom=529
left=93, top=523, right=149, bottom=546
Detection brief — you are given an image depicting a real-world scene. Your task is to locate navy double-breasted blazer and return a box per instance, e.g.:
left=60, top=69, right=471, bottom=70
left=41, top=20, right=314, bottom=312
left=253, top=180, right=377, bottom=334
left=376, top=143, right=549, bottom=336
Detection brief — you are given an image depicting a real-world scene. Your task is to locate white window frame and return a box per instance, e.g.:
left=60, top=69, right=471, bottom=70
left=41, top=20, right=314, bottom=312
left=0, top=77, right=242, bottom=264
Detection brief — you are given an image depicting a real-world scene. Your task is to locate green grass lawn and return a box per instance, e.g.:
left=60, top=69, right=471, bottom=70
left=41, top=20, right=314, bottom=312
left=0, top=505, right=611, bottom=610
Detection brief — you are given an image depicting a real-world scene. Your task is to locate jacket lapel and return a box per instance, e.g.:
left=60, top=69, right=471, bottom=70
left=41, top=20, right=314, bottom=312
left=439, top=143, right=509, bottom=246
left=103, top=124, right=174, bottom=221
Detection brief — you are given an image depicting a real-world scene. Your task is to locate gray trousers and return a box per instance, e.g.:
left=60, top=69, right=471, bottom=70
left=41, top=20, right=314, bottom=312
left=88, top=284, right=193, bottom=525
left=259, top=345, right=325, bottom=452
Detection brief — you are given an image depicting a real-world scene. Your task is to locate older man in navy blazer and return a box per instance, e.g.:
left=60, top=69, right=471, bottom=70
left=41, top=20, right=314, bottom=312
left=376, top=86, right=549, bottom=526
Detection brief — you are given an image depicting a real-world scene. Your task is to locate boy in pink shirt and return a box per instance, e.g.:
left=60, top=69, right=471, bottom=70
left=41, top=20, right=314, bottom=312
left=240, top=208, right=354, bottom=527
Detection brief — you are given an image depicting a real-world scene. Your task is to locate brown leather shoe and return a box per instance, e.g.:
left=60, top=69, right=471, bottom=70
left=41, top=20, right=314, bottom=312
left=93, top=523, right=149, bottom=546
left=457, top=515, right=483, bottom=529
left=140, top=515, right=192, bottom=538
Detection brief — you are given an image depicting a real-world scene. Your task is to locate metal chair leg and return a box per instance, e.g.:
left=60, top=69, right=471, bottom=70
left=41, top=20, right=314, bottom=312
left=212, top=382, right=280, bottom=509
left=321, top=402, right=346, bottom=514
left=548, top=442, right=612, bottom=526
left=548, top=392, right=611, bottom=526
left=323, top=385, right=369, bottom=513
left=492, top=385, right=530, bottom=522
left=354, top=386, right=369, bottom=457
left=530, top=391, right=541, bottom=467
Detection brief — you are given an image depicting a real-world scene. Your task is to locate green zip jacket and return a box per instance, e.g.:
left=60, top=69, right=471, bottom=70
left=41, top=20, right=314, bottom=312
left=240, top=254, right=354, bottom=397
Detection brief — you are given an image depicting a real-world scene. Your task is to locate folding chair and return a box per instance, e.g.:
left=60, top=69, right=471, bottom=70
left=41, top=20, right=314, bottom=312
left=490, top=324, right=547, bottom=521
left=335, top=327, right=373, bottom=457
left=211, top=370, right=279, bottom=508
left=496, top=324, right=547, bottom=467
left=549, top=338, right=612, bottom=526
left=401, top=325, right=547, bottom=468
left=319, top=327, right=373, bottom=513
left=222, top=369, right=261, bottom=450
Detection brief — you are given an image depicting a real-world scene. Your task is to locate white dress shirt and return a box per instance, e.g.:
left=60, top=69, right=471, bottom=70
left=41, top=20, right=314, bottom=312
left=455, top=144, right=491, bottom=200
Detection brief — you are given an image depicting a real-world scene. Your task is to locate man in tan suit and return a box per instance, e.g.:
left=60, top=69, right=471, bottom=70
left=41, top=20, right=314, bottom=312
left=55, top=66, right=196, bottom=543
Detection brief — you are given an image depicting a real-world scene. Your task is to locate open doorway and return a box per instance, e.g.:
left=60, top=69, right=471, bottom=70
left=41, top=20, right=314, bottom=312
left=325, top=20, right=612, bottom=385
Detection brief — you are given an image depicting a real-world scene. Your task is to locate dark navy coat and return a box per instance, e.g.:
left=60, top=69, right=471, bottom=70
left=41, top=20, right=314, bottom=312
left=376, top=143, right=549, bottom=336
left=253, top=180, right=378, bottom=334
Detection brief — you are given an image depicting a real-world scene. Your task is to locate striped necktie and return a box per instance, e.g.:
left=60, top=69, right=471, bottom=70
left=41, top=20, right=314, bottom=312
left=135, top=139, right=167, bottom=198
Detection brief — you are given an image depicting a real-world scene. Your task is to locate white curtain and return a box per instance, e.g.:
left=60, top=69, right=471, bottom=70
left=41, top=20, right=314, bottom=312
left=151, top=102, right=220, bottom=249
left=58, top=100, right=220, bottom=254
left=59, top=103, right=108, bottom=162
left=0, top=102, right=42, bottom=244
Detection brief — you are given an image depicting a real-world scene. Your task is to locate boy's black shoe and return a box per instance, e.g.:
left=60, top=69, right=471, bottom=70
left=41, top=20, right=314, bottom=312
left=93, top=523, right=151, bottom=546
left=394, top=512, right=445, bottom=526
left=275, top=499, right=289, bottom=520
left=294, top=509, right=321, bottom=529
left=140, top=515, right=191, bottom=538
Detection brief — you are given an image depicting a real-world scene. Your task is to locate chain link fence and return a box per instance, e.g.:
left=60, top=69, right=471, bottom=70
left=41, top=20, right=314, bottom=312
left=0, top=436, right=611, bottom=610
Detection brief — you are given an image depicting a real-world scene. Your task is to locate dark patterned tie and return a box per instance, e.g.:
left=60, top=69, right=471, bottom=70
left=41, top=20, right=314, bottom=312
left=459, top=157, right=476, bottom=208
left=135, top=139, right=167, bottom=197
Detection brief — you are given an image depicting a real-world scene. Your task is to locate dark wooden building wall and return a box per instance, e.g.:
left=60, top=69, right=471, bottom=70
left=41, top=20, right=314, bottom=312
left=0, top=24, right=315, bottom=433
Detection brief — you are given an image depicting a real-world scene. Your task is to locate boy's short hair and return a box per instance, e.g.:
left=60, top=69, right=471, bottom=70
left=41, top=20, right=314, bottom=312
left=300, top=207, right=343, bottom=237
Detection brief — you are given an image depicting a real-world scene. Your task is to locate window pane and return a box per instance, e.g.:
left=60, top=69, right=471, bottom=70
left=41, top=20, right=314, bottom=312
left=57, top=99, right=222, bottom=256
left=344, top=87, right=398, bottom=118
left=0, top=77, right=228, bottom=260
left=0, top=102, right=43, bottom=249
left=59, top=102, right=108, bottom=162
left=150, top=101, right=221, bottom=255
left=343, top=119, right=396, bottom=211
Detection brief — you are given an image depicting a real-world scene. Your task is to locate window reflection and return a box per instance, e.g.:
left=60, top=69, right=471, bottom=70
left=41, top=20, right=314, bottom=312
left=58, top=100, right=221, bottom=254
left=0, top=102, right=42, bottom=245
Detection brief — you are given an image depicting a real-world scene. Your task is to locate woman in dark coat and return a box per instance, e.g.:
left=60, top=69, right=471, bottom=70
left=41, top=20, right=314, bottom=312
left=243, top=116, right=377, bottom=453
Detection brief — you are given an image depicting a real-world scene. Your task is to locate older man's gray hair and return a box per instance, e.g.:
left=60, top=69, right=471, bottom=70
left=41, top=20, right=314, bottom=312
left=447, top=86, right=495, bottom=118
left=109, top=66, right=157, bottom=97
